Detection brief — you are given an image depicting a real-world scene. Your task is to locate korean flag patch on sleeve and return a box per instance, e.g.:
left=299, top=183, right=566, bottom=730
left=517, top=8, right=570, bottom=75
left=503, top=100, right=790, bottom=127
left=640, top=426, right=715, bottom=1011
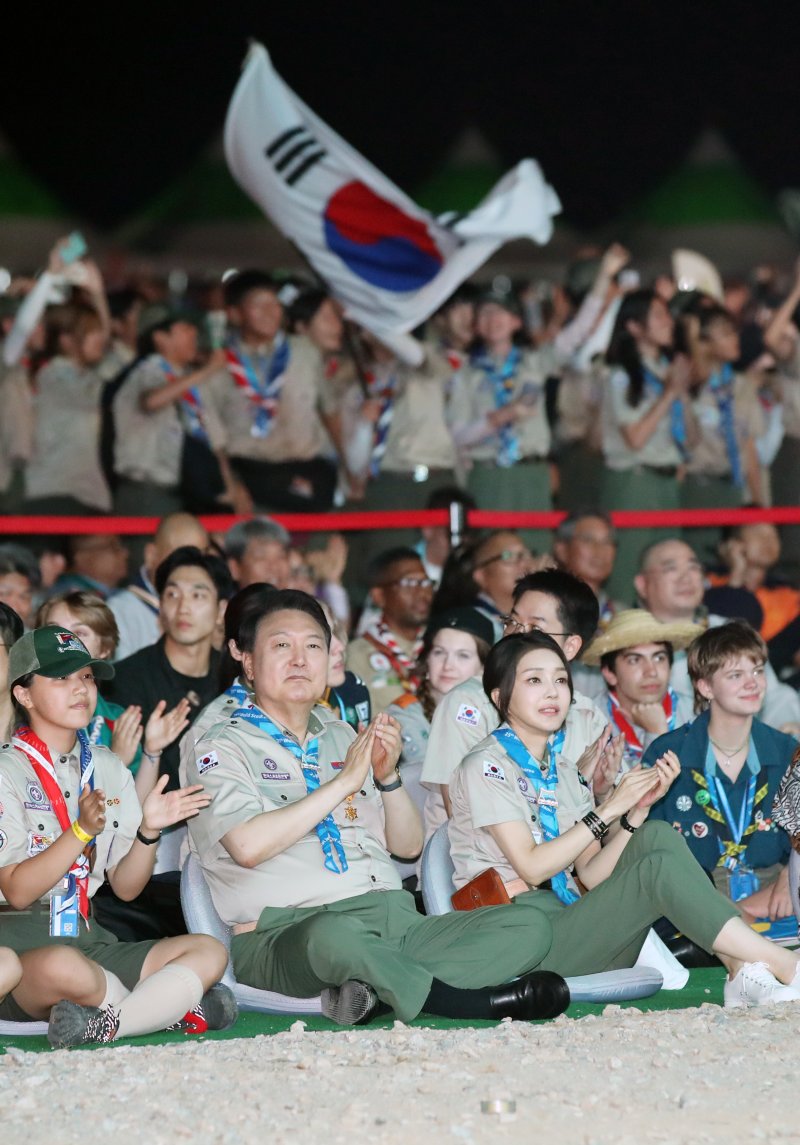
left=456, top=703, right=480, bottom=727
left=483, top=760, right=506, bottom=782
left=196, top=751, right=219, bottom=775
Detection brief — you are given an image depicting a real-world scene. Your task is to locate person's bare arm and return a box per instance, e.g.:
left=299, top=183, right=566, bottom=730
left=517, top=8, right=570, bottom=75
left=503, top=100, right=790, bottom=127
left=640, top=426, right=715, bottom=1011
left=140, top=351, right=226, bottom=413
left=764, top=262, right=800, bottom=361
left=620, top=355, right=692, bottom=452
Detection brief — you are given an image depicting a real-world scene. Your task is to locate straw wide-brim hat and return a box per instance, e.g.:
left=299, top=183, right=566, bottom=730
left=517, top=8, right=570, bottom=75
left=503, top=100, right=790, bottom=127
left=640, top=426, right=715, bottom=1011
left=581, top=609, right=704, bottom=667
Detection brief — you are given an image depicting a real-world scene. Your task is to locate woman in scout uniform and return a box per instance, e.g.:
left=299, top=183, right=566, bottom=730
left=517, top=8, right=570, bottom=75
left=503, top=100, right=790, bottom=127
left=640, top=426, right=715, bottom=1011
left=448, top=630, right=800, bottom=1008
left=600, top=290, right=698, bottom=601
left=645, top=621, right=797, bottom=921
left=38, top=590, right=191, bottom=800
left=385, top=607, right=494, bottom=878
left=682, top=306, right=766, bottom=563
left=0, top=624, right=236, bottom=1046
left=447, top=286, right=553, bottom=556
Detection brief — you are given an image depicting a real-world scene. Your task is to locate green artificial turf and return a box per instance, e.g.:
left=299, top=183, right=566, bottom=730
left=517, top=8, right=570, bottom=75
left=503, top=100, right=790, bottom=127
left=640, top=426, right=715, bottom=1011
left=0, top=967, right=727, bottom=1054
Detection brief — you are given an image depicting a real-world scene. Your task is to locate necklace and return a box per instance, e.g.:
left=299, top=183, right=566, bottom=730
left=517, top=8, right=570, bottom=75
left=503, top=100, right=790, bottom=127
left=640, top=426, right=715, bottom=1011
left=709, top=733, right=750, bottom=768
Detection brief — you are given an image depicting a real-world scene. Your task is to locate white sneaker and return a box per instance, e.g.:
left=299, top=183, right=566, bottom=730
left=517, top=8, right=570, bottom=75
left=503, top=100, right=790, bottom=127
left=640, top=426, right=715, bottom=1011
left=724, top=961, right=800, bottom=1009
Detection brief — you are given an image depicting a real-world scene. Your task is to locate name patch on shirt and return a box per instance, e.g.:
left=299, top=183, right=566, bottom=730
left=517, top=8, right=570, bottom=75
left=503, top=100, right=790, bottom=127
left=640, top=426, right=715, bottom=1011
left=483, top=761, right=506, bottom=782
left=261, top=772, right=292, bottom=781
left=456, top=704, right=480, bottom=727
left=196, top=752, right=219, bottom=775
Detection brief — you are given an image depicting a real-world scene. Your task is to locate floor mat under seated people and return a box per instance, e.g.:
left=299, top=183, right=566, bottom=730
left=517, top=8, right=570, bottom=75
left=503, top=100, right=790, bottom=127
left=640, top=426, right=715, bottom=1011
left=0, top=967, right=730, bottom=1053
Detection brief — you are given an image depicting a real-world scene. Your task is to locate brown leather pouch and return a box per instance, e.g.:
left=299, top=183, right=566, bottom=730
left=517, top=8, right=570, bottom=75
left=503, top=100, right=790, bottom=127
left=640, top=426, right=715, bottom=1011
left=451, top=867, right=512, bottom=911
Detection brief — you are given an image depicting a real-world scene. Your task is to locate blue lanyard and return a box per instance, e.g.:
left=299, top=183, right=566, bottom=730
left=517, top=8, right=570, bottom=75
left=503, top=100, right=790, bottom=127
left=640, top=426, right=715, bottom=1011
left=232, top=706, right=348, bottom=874
left=491, top=724, right=578, bottom=905
left=704, top=745, right=756, bottom=867
left=708, top=364, right=743, bottom=487
left=643, top=364, right=687, bottom=456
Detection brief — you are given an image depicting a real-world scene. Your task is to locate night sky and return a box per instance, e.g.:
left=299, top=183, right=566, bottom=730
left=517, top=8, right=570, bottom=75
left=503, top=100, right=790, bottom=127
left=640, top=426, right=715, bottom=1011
left=4, top=1, right=800, bottom=230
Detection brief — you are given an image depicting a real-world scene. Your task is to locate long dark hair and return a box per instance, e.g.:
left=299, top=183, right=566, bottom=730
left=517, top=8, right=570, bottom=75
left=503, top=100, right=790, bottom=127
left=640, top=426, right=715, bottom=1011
left=483, top=631, right=573, bottom=723
left=606, top=289, right=659, bottom=409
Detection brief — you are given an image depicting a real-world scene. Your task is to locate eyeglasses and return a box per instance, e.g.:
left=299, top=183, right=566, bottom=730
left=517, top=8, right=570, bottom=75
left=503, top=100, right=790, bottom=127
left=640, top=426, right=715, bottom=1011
left=474, top=549, right=531, bottom=570
left=500, top=614, right=570, bottom=637
left=384, top=577, right=435, bottom=590
left=572, top=533, right=615, bottom=548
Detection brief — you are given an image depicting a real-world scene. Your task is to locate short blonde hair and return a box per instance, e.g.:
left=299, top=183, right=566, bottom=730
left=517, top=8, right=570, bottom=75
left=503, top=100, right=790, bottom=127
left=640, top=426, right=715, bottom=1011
left=36, top=590, right=119, bottom=659
left=687, top=620, right=767, bottom=710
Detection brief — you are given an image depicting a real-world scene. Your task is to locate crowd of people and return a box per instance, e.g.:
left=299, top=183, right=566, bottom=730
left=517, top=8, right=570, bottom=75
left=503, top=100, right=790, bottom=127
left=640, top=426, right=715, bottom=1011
left=2, top=236, right=800, bottom=1046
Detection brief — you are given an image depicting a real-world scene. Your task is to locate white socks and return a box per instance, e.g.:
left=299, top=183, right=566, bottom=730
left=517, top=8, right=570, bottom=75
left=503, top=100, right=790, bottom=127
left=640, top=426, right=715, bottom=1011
left=100, top=969, right=130, bottom=1009
left=114, top=964, right=203, bottom=1040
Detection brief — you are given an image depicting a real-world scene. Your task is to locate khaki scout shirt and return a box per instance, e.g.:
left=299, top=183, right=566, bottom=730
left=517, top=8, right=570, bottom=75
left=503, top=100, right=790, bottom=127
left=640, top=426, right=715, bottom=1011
left=448, top=733, right=593, bottom=891
left=778, top=344, right=800, bottom=440
left=26, top=357, right=112, bottom=511
left=203, top=334, right=332, bottom=463
left=601, top=365, right=684, bottom=471
left=374, top=352, right=457, bottom=473
left=0, top=359, right=33, bottom=494
left=185, top=709, right=401, bottom=924
left=447, top=348, right=553, bottom=463
left=113, top=355, right=189, bottom=488
left=0, top=740, right=141, bottom=904
left=345, top=631, right=419, bottom=713
left=686, top=372, right=764, bottom=479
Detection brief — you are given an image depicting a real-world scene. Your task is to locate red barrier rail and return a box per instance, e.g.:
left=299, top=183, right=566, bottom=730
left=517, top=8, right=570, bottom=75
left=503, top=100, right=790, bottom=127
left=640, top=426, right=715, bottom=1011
left=2, top=506, right=800, bottom=535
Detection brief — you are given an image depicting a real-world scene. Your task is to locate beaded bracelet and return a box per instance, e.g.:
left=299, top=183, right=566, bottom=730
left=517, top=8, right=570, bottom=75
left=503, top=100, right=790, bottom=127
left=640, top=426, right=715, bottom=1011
left=619, top=813, right=638, bottom=834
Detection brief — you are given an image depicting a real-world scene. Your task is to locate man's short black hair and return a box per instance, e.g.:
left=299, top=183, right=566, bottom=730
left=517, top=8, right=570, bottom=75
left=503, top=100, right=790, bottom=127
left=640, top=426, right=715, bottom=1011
left=368, top=547, right=424, bottom=588
left=155, top=545, right=235, bottom=601
left=224, top=270, right=279, bottom=309
left=512, top=568, right=599, bottom=647
left=248, top=588, right=332, bottom=649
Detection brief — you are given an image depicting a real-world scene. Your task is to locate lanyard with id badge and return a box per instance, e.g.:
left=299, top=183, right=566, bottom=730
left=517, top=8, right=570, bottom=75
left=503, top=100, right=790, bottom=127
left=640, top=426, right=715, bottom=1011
left=12, top=727, right=96, bottom=936
left=700, top=743, right=766, bottom=901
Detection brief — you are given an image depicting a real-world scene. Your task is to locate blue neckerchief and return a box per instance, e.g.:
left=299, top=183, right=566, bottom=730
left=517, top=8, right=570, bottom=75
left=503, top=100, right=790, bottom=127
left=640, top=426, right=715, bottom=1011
left=229, top=333, right=291, bottom=438
left=87, top=714, right=106, bottom=747
left=708, top=364, right=743, bottom=487
left=158, top=356, right=209, bottom=445
left=225, top=679, right=250, bottom=705
left=232, top=706, right=347, bottom=874
left=491, top=723, right=579, bottom=905
left=643, top=363, right=687, bottom=457
left=472, top=346, right=522, bottom=468
left=368, top=372, right=396, bottom=477
left=704, top=738, right=758, bottom=870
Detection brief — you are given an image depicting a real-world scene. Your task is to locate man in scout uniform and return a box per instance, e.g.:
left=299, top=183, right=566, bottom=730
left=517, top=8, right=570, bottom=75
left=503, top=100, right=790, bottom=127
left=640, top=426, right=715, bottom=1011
left=645, top=621, right=797, bottom=921
left=580, top=609, right=700, bottom=777
left=346, top=549, right=434, bottom=712
left=202, top=269, right=337, bottom=514
left=186, top=588, right=571, bottom=1024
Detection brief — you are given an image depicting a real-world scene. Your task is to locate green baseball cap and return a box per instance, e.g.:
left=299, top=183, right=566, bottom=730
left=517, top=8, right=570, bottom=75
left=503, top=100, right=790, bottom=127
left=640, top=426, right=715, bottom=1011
left=8, top=625, right=115, bottom=686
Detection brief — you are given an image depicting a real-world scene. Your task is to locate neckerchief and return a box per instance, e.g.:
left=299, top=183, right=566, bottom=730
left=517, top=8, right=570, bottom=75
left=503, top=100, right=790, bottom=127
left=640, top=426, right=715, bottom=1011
left=598, top=594, right=617, bottom=628
left=365, top=366, right=397, bottom=477
left=225, top=678, right=251, bottom=706
left=642, top=362, right=687, bottom=456
left=708, top=364, right=743, bottom=487
left=87, top=713, right=110, bottom=747
left=231, top=706, right=347, bottom=874
left=607, top=688, right=678, bottom=765
left=472, top=345, right=522, bottom=468
left=692, top=738, right=767, bottom=868
left=224, top=333, right=290, bottom=438
left=363, top=621, right=423, bottom=693
left=158, top=356, right=209, bottom=445
left=12, top=727, right=95, bottom=922
left=492, top=724, right=579, bottom=905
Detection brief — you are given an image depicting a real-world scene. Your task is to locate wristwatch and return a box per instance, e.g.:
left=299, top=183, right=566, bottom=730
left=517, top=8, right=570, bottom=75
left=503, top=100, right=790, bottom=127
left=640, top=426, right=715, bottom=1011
left=374, top=769, right=403, bottom=793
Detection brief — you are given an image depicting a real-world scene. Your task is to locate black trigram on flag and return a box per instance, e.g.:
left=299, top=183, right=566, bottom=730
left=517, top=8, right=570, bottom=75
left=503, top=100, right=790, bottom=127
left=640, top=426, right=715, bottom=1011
left=264, top=126, right=328, bottom=187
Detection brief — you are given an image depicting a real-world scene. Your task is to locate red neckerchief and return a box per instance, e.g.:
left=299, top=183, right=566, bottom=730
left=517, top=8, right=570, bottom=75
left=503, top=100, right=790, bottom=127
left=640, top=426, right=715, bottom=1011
left=607, top=691, right=676, bottom=762
left=12, top=726, right=93, bottom=921
left=363, top=622, right=423, bottom=693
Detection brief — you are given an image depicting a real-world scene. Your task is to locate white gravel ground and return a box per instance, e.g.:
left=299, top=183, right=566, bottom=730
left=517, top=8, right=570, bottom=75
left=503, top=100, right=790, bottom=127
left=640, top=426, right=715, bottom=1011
left=2, top=1004, right=798, bottom=1145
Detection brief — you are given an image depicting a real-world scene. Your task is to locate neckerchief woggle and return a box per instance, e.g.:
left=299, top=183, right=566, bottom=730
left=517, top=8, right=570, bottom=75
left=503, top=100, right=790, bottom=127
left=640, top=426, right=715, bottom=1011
left=643, top=363, right=687, bottom=457
left=472, top=345, right=522, bottom=468
left=708, top=363, right=744, bottom=487
left=365, top=367, right=396, bottom=477
left=232, top=706, right=347, bottom=874
left=492, top=723, right=579, bottom=905
left=607, top=688, right=679, bottom=765
left=12, top=726, right=95, bottom=922
left=224, top=334, right=290, bottom=439
left=158, top=356, right=209, bottom=445
left=692, top=743, right=767, bottom=869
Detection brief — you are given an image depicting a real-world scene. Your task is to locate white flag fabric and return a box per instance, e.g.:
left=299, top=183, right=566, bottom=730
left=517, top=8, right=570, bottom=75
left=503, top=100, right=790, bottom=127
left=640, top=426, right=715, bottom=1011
left=224, top=43, right=561, bottom=364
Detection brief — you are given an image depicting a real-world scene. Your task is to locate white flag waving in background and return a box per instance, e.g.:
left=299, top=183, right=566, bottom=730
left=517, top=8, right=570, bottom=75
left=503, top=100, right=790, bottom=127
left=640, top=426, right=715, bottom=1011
left=224, top=43, right=561, bottom=364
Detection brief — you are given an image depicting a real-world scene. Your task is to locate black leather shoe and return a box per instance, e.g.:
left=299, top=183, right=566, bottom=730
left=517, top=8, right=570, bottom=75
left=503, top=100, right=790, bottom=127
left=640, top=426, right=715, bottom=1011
left=488, top=971, right=571, bottom=1021
left=665, top=935, right=722, bottom=969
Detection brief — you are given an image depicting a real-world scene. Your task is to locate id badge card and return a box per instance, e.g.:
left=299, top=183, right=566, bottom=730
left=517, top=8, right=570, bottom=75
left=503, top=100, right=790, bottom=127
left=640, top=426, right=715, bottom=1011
left=50, top=878, right=80, bottom=938
left=728, top=866, right=760, bottom=903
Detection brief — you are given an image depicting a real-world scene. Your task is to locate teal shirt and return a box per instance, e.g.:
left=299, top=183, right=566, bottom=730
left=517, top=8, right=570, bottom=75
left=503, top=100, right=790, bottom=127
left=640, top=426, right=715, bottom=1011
left=86, top=691, right=143, bottom=776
